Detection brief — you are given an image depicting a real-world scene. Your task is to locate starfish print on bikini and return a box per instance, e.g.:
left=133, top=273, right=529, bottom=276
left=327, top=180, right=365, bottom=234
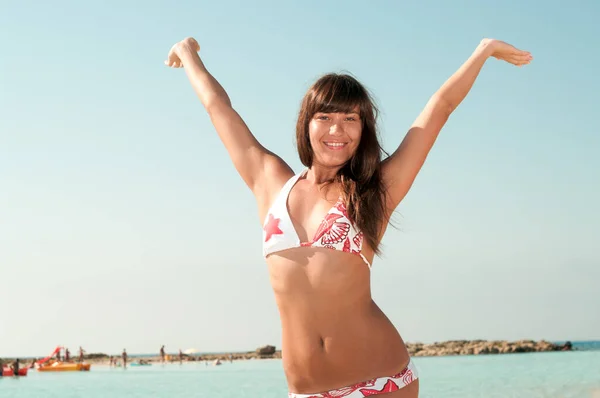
left=263, top=214, right=283, bottom=242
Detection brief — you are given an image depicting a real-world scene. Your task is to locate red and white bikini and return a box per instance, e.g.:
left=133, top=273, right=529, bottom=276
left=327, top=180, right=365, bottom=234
left=262, top=169, right=419, bottom=396
left=288, top=360, right=418, bottom=398
left=262, top=169, right=371, bottom=268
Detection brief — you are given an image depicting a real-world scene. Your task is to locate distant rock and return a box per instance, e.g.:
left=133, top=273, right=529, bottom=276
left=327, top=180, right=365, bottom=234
left=561, top=341, right=573, bottom=351
left=256, top=345, right=276, bottom=357
left=408, top=340, right=567, bottom=357
left=85, top=353, right=108, bottom=360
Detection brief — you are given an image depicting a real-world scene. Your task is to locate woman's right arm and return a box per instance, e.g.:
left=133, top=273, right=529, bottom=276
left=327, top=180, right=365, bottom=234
left=165, top=37, right=292, bottom=195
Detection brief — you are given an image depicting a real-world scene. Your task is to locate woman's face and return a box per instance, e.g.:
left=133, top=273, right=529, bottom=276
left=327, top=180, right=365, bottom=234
left=308, top=108, right=362, bottom=168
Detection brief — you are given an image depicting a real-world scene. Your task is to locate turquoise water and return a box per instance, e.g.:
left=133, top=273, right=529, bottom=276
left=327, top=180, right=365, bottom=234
left=1, top=351, right=599, bottom=398
left=569, top=341, right=600, bottom=351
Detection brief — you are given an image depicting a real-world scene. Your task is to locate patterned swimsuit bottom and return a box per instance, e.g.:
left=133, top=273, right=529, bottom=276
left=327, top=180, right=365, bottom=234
left=288, top=359, right=418, bottom=397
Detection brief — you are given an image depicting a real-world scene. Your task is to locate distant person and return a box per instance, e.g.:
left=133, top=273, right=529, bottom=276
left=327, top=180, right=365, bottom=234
left=79, top=346, right=85, bottom=363
left=122, top=349, right=127, bottom=369
left=160, top=345, right=165, bottom=364
left=11, top=359, right=20, bottom=376
left=108, top=355, right=113, bottom=367
left=229, top=354, right=233, bottom=363
left=178, top=349, right=183, bottom=365
left=65, top=348, right=71, bottom=362
left=56, top=348, right=62, bottom=362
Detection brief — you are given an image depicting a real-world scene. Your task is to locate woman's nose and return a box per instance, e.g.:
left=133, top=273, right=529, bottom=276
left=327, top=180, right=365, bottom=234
left=329, top=122, right=343, bottom=135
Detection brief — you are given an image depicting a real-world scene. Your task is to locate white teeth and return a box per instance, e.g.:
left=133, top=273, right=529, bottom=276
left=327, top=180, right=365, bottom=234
left=325, top=142, right=346, bottom=147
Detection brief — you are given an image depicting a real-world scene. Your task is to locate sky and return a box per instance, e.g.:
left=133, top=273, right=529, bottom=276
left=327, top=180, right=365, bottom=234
left=1, top=0, right=599, bottom=358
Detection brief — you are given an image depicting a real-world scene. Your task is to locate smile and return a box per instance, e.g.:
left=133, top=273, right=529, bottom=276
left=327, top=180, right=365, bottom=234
left=323, top=142, right=348, bottom=150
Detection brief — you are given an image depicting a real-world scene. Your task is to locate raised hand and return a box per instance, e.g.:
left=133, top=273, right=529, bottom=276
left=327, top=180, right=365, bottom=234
left=164, top=37, right=200, bottom=68
left=481, top=39, right=532, bottom=67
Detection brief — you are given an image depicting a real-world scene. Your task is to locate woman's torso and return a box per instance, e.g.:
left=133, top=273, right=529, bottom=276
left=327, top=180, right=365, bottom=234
left=260, top=169, right=409, bottom=394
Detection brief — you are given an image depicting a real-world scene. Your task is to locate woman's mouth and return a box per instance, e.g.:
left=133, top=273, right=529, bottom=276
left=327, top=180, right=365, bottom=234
left=323, top=141, right=348, bottom=150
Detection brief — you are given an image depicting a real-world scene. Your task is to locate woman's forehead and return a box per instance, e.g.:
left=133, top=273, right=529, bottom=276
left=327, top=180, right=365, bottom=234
left=314, top=103, right=361, bottom=114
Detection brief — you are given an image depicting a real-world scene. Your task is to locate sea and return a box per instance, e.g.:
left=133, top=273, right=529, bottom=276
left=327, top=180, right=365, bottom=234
left=1, top=342, right=599, bottom=398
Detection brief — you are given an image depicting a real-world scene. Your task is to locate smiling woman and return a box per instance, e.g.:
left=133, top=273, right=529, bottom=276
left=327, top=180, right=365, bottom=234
left=165, top=36, right=532, bottom=397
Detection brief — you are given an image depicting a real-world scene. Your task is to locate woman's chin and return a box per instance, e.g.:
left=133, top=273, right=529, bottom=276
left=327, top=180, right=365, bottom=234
left=314, top=156, right=351, bottom=169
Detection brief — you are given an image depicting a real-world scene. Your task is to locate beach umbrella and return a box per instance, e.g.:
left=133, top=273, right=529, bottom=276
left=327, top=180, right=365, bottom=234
left=183, top=348, right=199, bottom=355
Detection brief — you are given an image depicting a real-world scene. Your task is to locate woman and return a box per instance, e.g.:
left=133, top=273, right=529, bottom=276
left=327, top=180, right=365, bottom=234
left=165, top=37, right=531, bottom=397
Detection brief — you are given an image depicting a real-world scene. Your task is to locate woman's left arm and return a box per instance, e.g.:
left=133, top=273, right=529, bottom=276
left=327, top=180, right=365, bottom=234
left=382, top=39, right=532, bottom=210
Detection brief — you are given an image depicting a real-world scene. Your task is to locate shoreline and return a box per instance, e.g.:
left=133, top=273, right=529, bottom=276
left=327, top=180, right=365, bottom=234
left=1, top=340, right=575, bottom=365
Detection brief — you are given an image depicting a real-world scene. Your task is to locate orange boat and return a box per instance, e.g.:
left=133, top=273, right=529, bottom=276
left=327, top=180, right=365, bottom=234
left=38, top=362, right=91, bottom=372
left=35, top=347, right=91, bottom=372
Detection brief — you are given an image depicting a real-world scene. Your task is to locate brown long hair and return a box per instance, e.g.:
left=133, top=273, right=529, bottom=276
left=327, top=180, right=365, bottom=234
left=296, top=73, right=388, bottom=254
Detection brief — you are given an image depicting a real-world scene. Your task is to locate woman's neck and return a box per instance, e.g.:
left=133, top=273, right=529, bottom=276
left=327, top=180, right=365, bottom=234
left=305, top=164, right=341, bottom=185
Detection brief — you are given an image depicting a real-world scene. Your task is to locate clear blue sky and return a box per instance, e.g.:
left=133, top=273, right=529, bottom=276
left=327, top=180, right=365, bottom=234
left=1, top=0, right=598, bottom=357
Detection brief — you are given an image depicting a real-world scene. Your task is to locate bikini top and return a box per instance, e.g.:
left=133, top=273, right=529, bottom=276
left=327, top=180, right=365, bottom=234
left=262, top=169, right=371, bottom=268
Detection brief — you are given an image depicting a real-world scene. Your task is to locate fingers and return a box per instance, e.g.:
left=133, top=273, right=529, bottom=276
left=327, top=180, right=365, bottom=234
left=517, top=53, right=533, bottom=65
left=164, top=60, right=182, bottom=68
left=511, top=49, right=531, bottom=57
left=164, top=38, right=199, bottom=68
left=164, top=56, right=183, bottom=68
left=511, top=53, right=533, bottom=62
left=495, top=51, right=533, bottom=66
left=507, top=56, right=532, bottom=66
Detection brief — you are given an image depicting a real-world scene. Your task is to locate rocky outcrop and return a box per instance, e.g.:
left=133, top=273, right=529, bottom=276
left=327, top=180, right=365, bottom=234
left=408, top=340, right=569, bottom=357
left=256, top=345, right=276, bottom=357
left=85, top=353, right=108, bottom=360
left=194, top=340, right=570, bottom=361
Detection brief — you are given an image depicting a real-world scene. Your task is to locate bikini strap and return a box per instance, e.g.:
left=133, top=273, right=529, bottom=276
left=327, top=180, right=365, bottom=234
left=263, top=169, right=306, bottom=225
left=278, top=169, right=306, bottom=199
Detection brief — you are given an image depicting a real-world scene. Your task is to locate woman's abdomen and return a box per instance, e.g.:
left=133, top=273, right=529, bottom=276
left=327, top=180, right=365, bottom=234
left=280, top=300, right=410, bottom=394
